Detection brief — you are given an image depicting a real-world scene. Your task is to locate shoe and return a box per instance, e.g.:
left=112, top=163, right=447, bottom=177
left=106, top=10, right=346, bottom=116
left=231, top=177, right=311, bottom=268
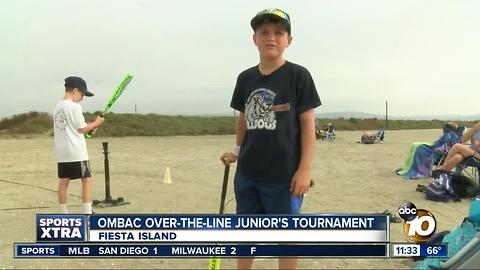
left=416, top=184, right=427, bottom=193
left=390, top=214, right=403, bottom=223
left=379, top=210, right=403, bottom=223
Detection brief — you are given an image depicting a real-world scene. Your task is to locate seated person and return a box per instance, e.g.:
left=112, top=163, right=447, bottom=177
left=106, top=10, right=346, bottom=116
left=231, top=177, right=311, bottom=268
left=315, top=127, right=325, bottom=139
left=443, top=121, right=458, bottom=133
left=321, top=123, right=334, bottom=132
left=361, top=132, right=375, bottom=144
left=438, top=121, right=480, bottom=171
left=471, top=128, right=480, bottom=152
left=315, top=121, right=325, bottom=139
left=442, top=121, right=466, bottom=139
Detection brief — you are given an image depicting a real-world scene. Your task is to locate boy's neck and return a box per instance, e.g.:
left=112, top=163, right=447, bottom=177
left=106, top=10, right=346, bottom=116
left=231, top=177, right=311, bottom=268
left=64, top=92, right=74, bottom=101
left=258, top=58, right=286, bottom=76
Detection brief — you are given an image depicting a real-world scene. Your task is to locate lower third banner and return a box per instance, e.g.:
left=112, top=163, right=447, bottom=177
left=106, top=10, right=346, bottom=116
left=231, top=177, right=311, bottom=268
left=15, top=243, right=388, bottom=258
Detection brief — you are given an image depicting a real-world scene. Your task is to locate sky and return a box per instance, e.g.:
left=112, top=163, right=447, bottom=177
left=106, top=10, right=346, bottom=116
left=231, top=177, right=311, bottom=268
left=1, top=0, right=479, bottom=119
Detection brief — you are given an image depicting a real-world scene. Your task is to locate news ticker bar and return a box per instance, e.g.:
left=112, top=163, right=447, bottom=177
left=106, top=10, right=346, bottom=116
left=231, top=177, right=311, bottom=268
left=15, top=243, right=388, bottom=258
left=15, top=243, right=448, bottom=258
left=36, top=214, right=389, bottom=243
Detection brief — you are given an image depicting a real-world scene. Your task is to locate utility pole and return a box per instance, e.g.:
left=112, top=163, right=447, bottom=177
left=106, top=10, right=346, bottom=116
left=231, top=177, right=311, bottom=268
left=385, top=101, right=388, bottom=130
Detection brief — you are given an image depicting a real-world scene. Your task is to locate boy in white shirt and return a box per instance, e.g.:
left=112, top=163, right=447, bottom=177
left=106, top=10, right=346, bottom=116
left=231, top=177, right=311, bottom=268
left=53, top=76, right=104, bottom=214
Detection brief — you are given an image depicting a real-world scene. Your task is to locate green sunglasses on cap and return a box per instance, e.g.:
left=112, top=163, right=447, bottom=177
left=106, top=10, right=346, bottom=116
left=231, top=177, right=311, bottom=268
left=250, top=8, right=291, bottom=34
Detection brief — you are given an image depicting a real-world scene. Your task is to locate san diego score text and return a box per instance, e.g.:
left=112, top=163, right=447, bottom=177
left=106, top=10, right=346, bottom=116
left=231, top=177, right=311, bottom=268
left=93, top=216, right=375, bottom=241
left=96, top=246, right=231, bottom=256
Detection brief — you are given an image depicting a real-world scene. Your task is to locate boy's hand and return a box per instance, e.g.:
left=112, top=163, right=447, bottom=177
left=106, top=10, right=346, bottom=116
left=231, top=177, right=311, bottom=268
left=220, top=152, right=237, bottom=165
left=79, top=116, right=105, bottom=135
left=95, top=116, right=105, bottom=126
left=290, top=168, right=311, bottom=196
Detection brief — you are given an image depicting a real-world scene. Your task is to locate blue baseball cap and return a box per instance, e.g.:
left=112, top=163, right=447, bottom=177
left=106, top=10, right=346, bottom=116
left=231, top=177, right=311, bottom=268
left=64, top=76, right=94, bottom=97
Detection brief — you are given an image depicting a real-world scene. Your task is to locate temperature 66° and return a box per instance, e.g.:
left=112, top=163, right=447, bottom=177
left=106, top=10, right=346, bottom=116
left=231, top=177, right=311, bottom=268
left=427, top=246, right=441, bottom=255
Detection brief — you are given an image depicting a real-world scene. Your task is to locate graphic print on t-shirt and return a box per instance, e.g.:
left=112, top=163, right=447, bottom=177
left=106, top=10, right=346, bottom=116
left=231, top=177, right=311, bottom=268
left=245, top=88, right=277, bottom=130
left=54, top=110, right=67, bottom=131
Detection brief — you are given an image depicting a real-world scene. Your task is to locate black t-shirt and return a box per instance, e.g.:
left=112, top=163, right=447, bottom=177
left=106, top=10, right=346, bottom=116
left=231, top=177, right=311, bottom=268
left=230, top=61, right=321, bottom=183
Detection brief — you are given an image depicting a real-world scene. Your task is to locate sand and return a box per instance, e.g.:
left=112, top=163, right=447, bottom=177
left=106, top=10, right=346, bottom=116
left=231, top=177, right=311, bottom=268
left=0, top=130, right=473, bottom=269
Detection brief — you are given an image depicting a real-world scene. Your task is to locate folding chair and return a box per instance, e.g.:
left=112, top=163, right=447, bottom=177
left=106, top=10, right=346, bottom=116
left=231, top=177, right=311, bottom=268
left=431, top=127, right=463, bottom=169
left=440, top=232, right=480, bottom=269
left=324, top=124, right=336, bottom=141
left=415, top=200, right=480, bottom=269
left=373, top=128, right=384, bottom=143
left=315, top=119, right=323, bottom=140
left=433, top=141, right=457, bottom=169
left=456, top=155, right=480, bottom=187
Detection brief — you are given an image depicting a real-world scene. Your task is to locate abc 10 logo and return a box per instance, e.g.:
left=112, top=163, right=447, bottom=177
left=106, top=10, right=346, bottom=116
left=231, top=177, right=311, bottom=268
left=398, top=202, right=436, bottom=243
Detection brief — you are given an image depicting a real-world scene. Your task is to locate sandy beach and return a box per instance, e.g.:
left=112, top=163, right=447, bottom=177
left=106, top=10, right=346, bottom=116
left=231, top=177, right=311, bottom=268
left=0, top=130, right=473, bottom=269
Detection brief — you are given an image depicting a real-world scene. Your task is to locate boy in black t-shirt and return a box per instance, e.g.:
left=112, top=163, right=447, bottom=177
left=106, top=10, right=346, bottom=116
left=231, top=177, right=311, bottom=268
left=220, top=8, right=321, bottom=269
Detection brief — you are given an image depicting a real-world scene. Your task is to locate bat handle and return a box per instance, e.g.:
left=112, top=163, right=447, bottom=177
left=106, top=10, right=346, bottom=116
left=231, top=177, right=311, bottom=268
left=85, top=129, right=95, bottom=138
left=219, top=164, right=230, bottom=214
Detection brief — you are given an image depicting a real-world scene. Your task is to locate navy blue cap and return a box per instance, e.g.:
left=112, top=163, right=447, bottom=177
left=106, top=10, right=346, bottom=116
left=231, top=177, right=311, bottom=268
left=64, top=76, right=94, bottom=97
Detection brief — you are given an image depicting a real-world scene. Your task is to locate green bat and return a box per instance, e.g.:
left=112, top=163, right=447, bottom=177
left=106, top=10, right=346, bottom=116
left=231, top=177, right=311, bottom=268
left=101, top=73, right=133, bottom=115
left=86, top=73, right=133, bottom=138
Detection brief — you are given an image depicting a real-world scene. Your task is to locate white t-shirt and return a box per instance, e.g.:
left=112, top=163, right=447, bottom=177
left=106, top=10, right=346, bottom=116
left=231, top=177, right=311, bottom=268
left=53, top=100, right=89, bottom=162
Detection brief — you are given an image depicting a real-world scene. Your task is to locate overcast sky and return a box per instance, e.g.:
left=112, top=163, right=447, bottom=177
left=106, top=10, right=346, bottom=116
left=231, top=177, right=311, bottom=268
left=1, top=0, right=479, bottom=119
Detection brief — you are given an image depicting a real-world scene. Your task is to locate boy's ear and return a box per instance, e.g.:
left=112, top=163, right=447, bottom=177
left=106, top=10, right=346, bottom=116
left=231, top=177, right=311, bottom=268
left=252, top=34, right=258, bottom=46
left=287, top=35, right=293, bottom=46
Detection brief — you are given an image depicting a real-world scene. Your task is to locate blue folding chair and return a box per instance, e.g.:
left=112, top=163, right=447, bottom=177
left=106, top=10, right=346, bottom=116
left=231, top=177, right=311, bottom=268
left=413, top=200, right=480, bottom=269
left=456, top=156, right=480, bottom=187
left=324, top=124, right=336, bottom=141
left=441, top=232, right=480, bottom=269
left=373, top=128, right=384, bottom=143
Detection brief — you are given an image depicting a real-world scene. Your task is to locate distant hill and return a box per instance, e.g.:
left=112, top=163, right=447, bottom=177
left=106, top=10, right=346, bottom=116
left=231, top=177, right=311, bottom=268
left=0, top=111, right=477, bottom=137
left=397, top=114, right=480, bottom=121
left=316, top=111, right=383, bottom=119
left=316, top=111, right=480, bottom=121
left=0, top=111, right=51, bottom=135
left=0, top=111, right=236, bottom=137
